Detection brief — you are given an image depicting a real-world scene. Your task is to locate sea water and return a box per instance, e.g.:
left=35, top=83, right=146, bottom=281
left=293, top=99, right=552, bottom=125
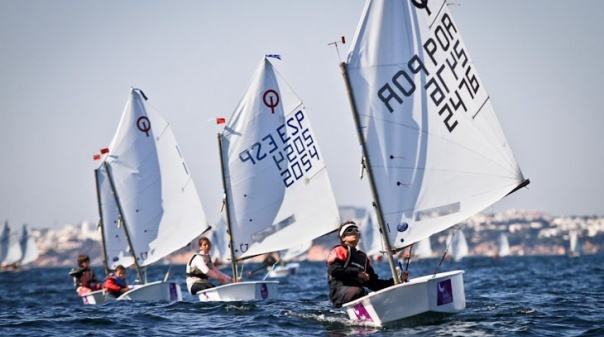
left=1, top=255, right=602, bottom=336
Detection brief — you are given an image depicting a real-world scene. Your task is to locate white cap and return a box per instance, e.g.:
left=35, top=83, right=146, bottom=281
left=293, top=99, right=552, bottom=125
left=339, top=223, right=358, bottom=237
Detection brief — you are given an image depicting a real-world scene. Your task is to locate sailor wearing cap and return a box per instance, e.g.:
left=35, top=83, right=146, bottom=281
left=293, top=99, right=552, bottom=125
left=326, top=221, right=394, bottom=307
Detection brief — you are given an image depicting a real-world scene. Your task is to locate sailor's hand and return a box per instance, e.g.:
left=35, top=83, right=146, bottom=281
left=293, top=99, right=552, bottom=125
left=358, top=272, right=370, bottom=281
left=400, top=271, right=409, bottom=282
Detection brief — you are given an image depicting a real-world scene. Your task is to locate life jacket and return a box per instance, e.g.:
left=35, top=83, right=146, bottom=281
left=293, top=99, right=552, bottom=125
left=326, top=244, right=368, bottom=282
left=69, top=267, right=85, bottom=287
left=103, top=273, right=127, bottom=297
left=185, top=253, right=209, bottom=279
left=104, top=273, right=126, bottom=286
left=69, top=267, right=98, bottom=288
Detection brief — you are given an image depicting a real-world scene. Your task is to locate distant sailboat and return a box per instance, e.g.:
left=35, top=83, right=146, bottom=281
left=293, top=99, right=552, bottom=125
left=358, top=209, right=384, bottom=259
left=338, top=0, right=529, bottom=326
left=201, top=56, right=340, bottom=301
left=209, top=218, right=230, bottom=268
left=266, top=241, right=312, bottom=279
left=568, top=230, right=580, bottom=258
left=413, top=236, right=433, bottom=259
left=18, top=224, right=39, bottom=268
left=0, top=222, right=9, bottom=266
left=0, top=221, right=10, bottom=269
left=83, top=88, right=210, bottom=305
left=497, top=233, right=510, bottom=258
left=0, top=223, right=38, bottom=271
left=0, top=221, right=22, bottom=270
left=447, top=230, right=469, bottom=262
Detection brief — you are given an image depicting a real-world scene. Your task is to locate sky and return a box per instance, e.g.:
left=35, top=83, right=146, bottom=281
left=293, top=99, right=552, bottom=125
left=1, top=0, right=603, bottom=229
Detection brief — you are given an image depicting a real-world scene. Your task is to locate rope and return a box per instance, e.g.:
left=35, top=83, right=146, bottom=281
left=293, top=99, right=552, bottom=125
left=433, top=223, right=462, bottom=278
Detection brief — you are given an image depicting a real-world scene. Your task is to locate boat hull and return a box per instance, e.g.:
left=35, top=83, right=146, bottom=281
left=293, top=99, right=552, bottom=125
left=197, top=281, right=279, bottom=301
left=80, top=289, right=114, bottom=305
left=80, top=281, right=181, bottom=304
left=342, top=270, right=465, bottom=326
left=117, top=281, right=182, bottom=301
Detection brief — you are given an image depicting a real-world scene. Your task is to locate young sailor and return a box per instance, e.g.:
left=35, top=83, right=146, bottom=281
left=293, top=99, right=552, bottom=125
left=186, top=236, right=233, bottom=295
left=326, top=221, right=406, bottom=307
left=103, top=265, right=129, bottom=297
left=69, top=254, right=102, bottom=296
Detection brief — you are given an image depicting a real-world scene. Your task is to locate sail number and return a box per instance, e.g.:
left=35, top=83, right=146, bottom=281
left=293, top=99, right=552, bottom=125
left=377, top=11, right=481, bottom=133
left=238, top=110, right=320, bottom=187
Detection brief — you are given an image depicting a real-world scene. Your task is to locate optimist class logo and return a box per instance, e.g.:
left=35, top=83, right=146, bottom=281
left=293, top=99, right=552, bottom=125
left=263, top=89, right=279, bottom=114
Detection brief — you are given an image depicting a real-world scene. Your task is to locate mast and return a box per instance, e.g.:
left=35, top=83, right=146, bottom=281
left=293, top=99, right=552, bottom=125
left=102, top=161, right=145, bottom=283
left=340, top=62, right=401, bottom=284
left=94, top=168, right=111, bottom=276
left=217, top=133, right=239, bottom=282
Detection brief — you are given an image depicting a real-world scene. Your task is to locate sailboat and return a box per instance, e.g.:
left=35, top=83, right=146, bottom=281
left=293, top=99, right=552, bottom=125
left=413, top=236, right=433, bottom=260
left=358, top=209, right=384, bottom=260
left=0, top=223, right=37, bottom=271
left=266, top=241, right=312, bottom=279
left=18, top=224, right=39, bottom=268
left=338, top=0, right=530, bottom=326
left=199, top=56, right=341, bottom=301
left=82, top=88, right=210, bottom=305
left=447, top=229, right=469, bottom=262
left=0, top=222, right=9, bottom=267
left=568, top=230, right=580, bottom=258
left=497, top=232, right=510, bottom=258
left=209, top=218, right=230, bottom=269
left=0, top=221, right=22, bottom=271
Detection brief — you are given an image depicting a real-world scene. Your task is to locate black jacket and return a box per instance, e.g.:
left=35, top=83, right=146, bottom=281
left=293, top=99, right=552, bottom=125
left=327, top=244, right=393, bottom=293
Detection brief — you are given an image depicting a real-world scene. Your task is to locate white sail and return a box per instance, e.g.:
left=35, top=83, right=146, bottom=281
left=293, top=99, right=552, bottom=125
left=280, top=241, right=312, bottom=262
left=98, top=88, right=210, bottom=269
left=344, top=0, right=529, bottom=250
left=95, top=166, right=129, bottom=270
left=18, top=224, right=39, bottom=266
left=569, top=230, right=580, bottom=257
left=0, top=222, right=22, bottom=267
left=447, top=230, right=468, bottom=262
left=0, top=221, right=10, bottom=264
left=210, top=218, right=230, bottom=263
left=497, top=233, right=510, bottom=257
left=221, top=57, right=340, bottom=261
left=358, top=209, right=383, bottom=257
left=414, top=236, right=433, bottom=259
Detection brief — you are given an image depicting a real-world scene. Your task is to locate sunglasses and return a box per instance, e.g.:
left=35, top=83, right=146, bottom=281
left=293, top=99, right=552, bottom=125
left=344, top=227, right=360, bottom=235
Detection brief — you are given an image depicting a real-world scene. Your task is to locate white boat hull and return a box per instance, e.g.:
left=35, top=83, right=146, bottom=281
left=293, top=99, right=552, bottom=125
left=197, top=281, right=279, bottom=302
left=80, top=281, right=181, bottom=304
left=80, top=289, right=114, bottom=305
left=267, top=263, right=299, bottom=278
left=343, top=270, right=465, bottom=326
left=117, top=281, right=182, bottom=301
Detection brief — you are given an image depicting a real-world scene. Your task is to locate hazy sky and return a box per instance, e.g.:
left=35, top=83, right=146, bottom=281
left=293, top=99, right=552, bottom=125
left=2, top=0, right=603, bottom=229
